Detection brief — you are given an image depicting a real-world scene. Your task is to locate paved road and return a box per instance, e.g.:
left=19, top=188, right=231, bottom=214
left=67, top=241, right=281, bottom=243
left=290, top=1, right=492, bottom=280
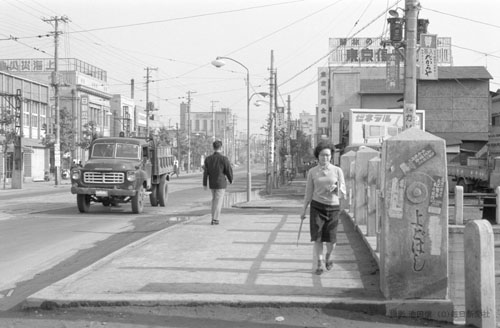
left=0, top=169, right=239, bottom=312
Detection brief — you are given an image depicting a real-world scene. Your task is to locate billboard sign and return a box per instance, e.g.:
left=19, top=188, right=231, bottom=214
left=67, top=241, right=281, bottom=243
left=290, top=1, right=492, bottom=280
left=419, top=34, right=438, bottom=80
left=329, top=37, right=452, bottom=65
left=349, top=109, right=425, bottom=145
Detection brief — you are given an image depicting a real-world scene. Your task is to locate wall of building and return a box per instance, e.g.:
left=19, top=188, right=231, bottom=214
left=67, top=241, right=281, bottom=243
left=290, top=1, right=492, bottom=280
left=418, top=79, right=490, bottom=140
left=331, top=72, right=361, bottom=145
left=0, top=71, right=50, bottom=181
left=360, top=94, right=402, bottom=109
left=110, top=95, right=135, bottom=137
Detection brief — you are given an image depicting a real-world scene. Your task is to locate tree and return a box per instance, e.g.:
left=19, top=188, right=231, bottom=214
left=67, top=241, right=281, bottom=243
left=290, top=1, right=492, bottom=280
left=290, top=130, right=314, bottom=167
left=0, top=107, right=16, bottom=189
left=42, top=107, right=78, bottom=167
left=75, top=120, right=100, bottom=151
left=156, top=126, right=173, bottom=146
left=190, top=133, right=212, bottom=169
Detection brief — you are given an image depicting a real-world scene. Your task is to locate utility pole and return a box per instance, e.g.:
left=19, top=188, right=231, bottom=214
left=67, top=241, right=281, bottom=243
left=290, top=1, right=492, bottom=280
left=287, top=95, right=291, bottom=174
left=176, top=123, right=180, bottom=163
left=232, top=115, right=237, bottom=163
left=274, top=69, right=279, bottom=189
left=186, top=90, right=196, bottom=173
left=211, top=100, right=218, bottom=140
left=145, top=67, right=157, bottom=138
left=267, top=50, right=275, bottom=194
left=403, top=0, right=419, bottom=130
left=43, top=15, right=69, bottom=186
left=11, top=89, right=23, bottom=189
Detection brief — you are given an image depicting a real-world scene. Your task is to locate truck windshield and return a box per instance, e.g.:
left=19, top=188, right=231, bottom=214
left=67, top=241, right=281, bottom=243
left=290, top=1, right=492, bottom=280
left=92, top=143, right=115, bottom=158
left=116, top=143, right=140, bottom=159
left=91, top=143, right=139, bottom=159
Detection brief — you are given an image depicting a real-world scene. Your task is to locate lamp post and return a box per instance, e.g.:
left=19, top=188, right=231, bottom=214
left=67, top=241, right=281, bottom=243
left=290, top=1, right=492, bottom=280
left=211, top=56, right=268, bottom=202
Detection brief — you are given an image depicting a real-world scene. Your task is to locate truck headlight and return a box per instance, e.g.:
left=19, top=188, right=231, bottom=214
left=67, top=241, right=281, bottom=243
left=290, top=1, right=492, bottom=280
left=71, top=171, right=80, bottom=180
left=126, top=171, right=136, bottom=182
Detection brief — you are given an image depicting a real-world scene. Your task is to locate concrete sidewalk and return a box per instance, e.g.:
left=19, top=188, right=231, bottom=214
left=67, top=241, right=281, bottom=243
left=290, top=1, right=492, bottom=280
left=25, top=178, right=386, bottom=313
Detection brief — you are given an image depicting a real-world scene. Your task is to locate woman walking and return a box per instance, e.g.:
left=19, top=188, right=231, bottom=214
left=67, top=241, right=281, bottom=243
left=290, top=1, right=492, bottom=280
left=300, top=142, right=346, bottom=275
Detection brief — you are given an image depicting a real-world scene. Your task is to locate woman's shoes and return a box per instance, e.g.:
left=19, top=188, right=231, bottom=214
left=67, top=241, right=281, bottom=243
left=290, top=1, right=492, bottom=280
left=326, top=253, right=333, bottom=271
left=211, top=219, right=219, bottom=225
left=315, top=260, right=324, bottom=275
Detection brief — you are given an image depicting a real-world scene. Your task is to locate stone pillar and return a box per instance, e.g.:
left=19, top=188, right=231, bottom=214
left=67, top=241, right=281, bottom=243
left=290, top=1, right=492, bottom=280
left=367, top=157, right=381, bottom=236
left=454, top=185, right=464, bottom=225
left=354, top=147, right=379, bottom=226
left=340, top=150, right=356, bottom=212
left=380, top=127, right=448, bottom=300
left=464, top=220, right=496, bottom=328
left=349, top=160, right=356, bottom=215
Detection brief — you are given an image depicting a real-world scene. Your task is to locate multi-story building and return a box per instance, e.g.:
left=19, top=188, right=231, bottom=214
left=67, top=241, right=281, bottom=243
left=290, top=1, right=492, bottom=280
left=110, top=95, right=135, bottom=138
left=180, top=102, right=233, bottom=139
left=318, top=36, right=494, bottom=157
left=298, top=110, right=316, bottom=147
left=1, top=58, right=112, bottom=164
left=0, top=58, right=154, bottom=170
left=0, top=71, right=50, bottom=181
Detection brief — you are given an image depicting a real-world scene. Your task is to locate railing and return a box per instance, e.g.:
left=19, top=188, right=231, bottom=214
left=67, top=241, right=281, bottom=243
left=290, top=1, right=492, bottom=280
left=452, top=186, right=500, bottom=225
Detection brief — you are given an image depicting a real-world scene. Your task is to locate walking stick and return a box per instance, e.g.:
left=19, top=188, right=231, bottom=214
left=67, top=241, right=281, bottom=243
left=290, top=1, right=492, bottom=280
left=297, top=217, right=304, bottom=247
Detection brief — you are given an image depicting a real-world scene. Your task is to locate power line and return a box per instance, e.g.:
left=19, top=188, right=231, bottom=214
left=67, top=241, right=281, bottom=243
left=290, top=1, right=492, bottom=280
left=279, top=0, right=402, bottom=87
left=423, top=7, right=500, bottom=30
left=226, top=0, right=344, bottom=57
left=7, top=0, right=304, bottom=39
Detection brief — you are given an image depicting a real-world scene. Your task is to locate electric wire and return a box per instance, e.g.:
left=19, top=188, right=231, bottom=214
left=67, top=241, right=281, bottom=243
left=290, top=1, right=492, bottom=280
left=279, top=0, right=402, bottom=88
left=422, top=7, right=500, bottom=30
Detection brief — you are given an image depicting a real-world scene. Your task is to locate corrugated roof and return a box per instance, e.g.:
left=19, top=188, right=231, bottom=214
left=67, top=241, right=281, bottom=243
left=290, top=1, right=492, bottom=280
left=432, top=132, right=488, bottom=143
left=436, top=66, right=492, bottom=80
left=359, top=66, right=492, bottom=94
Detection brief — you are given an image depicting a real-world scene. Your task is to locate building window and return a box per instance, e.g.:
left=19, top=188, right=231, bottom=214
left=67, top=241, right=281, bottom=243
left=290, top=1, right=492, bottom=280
left=320, top=90, right=326, bottom=96
left=321, top=99, right=327, bottom=104
left=321, top=81, right=326, bottom=87
left=493, top=114, right=500, bottom=126
left=31, top=115, right=38, bottom=127
left=320, top=72, right=326, bottom=78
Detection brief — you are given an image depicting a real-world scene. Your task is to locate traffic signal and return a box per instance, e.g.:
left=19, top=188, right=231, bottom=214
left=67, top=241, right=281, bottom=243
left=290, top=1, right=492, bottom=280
left=417, top=19, right=429, bottom=43
left=388, top=17, right=404, bottom=42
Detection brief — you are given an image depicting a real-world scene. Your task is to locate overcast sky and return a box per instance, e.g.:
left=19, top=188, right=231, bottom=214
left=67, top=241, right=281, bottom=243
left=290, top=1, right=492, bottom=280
left=2, top=0, right=499, bottom=133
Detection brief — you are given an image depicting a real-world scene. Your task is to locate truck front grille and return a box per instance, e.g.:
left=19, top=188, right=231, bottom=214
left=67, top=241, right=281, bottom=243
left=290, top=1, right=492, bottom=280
left=83, top=172, right=124, bottom=184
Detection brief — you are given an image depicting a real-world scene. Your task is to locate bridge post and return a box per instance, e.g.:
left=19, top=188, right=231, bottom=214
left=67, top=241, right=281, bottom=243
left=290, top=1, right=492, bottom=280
left=464, top=219, right=496, bottom=328
left=454, top=185, right=463, bottom=225
left=380, top=128, right=452, bottom=322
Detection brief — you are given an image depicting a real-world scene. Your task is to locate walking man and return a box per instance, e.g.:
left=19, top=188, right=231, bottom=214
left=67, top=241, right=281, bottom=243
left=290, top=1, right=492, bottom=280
left=203, top=140, right=233, bottom=225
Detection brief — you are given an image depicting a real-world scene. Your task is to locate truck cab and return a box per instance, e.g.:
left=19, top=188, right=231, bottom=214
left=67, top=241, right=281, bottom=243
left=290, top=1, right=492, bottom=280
left=70, top=137, right=173, bottom=214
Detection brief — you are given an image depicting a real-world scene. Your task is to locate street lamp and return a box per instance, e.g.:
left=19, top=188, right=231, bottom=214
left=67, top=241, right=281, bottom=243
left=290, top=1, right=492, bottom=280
left=211, top=56, right=268, bottom=202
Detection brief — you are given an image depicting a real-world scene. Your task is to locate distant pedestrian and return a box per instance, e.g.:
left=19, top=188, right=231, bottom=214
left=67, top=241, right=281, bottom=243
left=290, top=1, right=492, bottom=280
left=173, top=160, right=180, bottom=178
left=300, top=141, right=345, bottom=275
left=203, top=140, right=233, bottom=225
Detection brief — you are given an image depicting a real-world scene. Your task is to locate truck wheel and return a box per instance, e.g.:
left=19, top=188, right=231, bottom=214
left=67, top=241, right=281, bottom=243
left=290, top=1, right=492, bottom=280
left=149, top=184, right=159, bottom=207
left=132, top=185, right=145, bottom=214
left=77, top=194, right=91, bottom=213
left=158, top=175, right=168, bottom=207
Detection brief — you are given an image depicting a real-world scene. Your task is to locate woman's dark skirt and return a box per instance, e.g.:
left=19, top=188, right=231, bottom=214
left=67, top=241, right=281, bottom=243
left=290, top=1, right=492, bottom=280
left=309, top=199, right=340, bottom=243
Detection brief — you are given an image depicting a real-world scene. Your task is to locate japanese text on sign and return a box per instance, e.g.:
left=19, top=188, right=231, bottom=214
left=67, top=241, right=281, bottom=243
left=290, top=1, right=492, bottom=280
left=400, top=145, right=436, bottom=174
left=329, top=36, right=451, bottom=65
left=419, top=34, right=438, bottom=80
left=429, top=176, right=445, bottom=214
left=355, top=113, right=392, bottom=123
